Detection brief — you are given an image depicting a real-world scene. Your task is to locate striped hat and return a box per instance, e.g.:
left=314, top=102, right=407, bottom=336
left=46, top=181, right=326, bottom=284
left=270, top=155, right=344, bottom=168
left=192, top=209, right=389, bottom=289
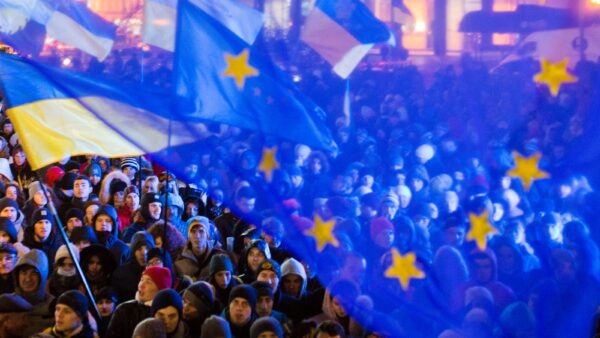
left=120, top=157, right=140, bottom=171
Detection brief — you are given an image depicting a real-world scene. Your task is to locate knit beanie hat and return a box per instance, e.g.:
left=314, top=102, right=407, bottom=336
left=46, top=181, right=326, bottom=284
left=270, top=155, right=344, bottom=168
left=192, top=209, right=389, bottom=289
left=0, top=197, right=18, bottom=213
left=120, top=157, right=140, bottom=171
left=0, top=294, right=32, bottom=313
left=64, top=208, right=84, bottom=224
left=381, top=192, right=399, bottom=207
left=250, top=317, right=283, bottom=338
left=57, top=290, right=89, bottom=323
left=0, top=217, right=17, bottom=243
left=142, top=266, right=172, bottom=291
left=183, top=281, right=214, bottom=315
left=201, top=315, right=232, bottom=338
left=60, top=172, right=78, bottom=190
left=209, top=254, right=234, bottom=276
left=86, top=162, right=102, bottom=178
left=151, top=289, right=183, bottom=318
left=45, top=166, right=65, bottom=188
left=133, top=318, right=167, bottom=338
left=95, top=286, right=118, bottom=304
left=55, top=243, right=80, bottom=264
left=64, top=161, right=80, bottom=173
left=32, top=208, right=53, bottom=225
left=370, top=217, right=395, bottom=240
left=257, top=259, right=281, bottom=279
left=229, top=284, right=257, bottom=309
left=251, top=281, right=274, bottom=299
left=109, top=180, right=128, bottom=196
left=0, top=242, right=17, bottom=256
left=70, top=226, right=97, bottom=244
left=28, top=181, right=44, bottom=201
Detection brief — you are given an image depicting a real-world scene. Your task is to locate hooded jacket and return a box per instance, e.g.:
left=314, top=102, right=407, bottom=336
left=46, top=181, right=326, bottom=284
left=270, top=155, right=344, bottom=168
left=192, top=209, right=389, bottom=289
left=122, top=192, right=162, bottom=243
left=93, top=205, right=130, bottom=264
left=22, top=220, right=63, bottom=269
left=111, top=231, right=154, bottom=302
left=13, top=249, right=55, bottom=337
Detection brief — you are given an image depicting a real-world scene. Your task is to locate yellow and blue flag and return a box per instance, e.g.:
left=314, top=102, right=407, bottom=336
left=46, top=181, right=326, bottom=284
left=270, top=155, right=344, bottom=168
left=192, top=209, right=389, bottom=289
left=0, top=0, right=115, bottom=60
left=174, top=0, right=335, bottom=151
left=0, top=53, right=207, bottom=170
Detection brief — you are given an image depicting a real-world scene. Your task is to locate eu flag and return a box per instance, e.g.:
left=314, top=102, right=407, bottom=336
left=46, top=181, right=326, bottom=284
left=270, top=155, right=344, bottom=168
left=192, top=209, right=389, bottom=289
left=174, top=0, right=335, bottom=152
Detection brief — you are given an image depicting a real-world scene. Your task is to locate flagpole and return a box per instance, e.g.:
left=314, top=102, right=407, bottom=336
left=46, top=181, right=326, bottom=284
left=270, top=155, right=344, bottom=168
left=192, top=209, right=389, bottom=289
left=34, top=172, right=102, bottom=320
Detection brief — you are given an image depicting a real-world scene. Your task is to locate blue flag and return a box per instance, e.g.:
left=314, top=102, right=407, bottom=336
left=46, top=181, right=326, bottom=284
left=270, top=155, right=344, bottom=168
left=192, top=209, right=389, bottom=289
left=174, top=0, right=335, bottom=152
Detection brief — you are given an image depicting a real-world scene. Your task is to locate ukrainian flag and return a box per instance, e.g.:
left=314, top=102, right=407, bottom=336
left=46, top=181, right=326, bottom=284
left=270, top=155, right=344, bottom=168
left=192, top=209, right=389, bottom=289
left=0, top=53, right=205, bottom=170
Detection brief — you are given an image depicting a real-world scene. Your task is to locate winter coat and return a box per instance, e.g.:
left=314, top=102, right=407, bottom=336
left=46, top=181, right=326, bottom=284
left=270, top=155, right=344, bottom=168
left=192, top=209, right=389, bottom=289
left=104, top=300, right=151, bottom=338
left=110, top=232, right=153, bottom=302
left=93, top=205, right=130, bottom=265
left=22, top=223, right=63, bottom=269
left=43, top=324, right=96, bottom=338
left=174, top=243, right=224, bottom=281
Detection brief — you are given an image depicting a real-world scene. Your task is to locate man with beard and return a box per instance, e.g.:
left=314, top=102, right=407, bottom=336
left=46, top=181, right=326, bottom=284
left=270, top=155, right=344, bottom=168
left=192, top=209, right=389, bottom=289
left=93, top=205, right=129, bottom=264
left=105, top=266, right=171, bottom=338
left=175, top=216, right=223, bottom=280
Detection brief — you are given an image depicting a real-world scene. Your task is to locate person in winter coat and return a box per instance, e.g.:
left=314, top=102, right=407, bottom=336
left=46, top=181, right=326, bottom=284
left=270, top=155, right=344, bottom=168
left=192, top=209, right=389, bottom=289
left=92, top=205, right=129, bottom=264
left=47, top=244, right=81, bottom=297
left=12, top=249, right=54, bottom=337
left=0, top=216, right=29, bottom=259
left=0, top=242, right=17, bottom=294
left=22, top=208, right=63, bottom=269
left=182, top=281, right=216, bottom=337
left=123, top=193, right=162, bottom=243
left=80, top=245, right=117, bottom=296
left=175, top=216, right=224, bottom=281
left=207, top=253, right=241, bottom=312
left=250, top=317, right=284, bottom=338
left=148, top=220, right=187, bottom=262
left=0, top=293, right=32, bottom=338
left=152, top=289, right=191, bottom=338
left=111, top=231, right=155, bottom=302
left=62, top=208, right=85, bottom=239
left=251, top=281, right=292, bottom=336
left=133, top=318, right=167, bottom=338
left=238, top=239, right=270, bottom=284
left=95, top=287, right=118, bottom=338
left=0, top=197, right=26, bottom=242
left=43, top=290, right=96, bottom=338
left=221, top=285, right=258, bottom=338
left=117, top=185, right=139, bottom=232
left=105, top=266, right=171, bottom=338
left=22, top=181, right=49, bottom=226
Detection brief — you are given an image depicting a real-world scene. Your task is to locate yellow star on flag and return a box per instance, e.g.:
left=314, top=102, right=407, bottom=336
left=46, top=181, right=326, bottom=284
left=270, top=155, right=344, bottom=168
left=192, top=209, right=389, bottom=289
left=258, top=147, right=279, bottom=182
left=533, top=58, right=578, bottom=97
left=507, top=151, right=550, bottom=191
left=223, top=49, right=259, bottom=89
left=384, top=248, right=425, bottom=290
left=467, top=211, right=498, bottom=250
left=303, top=215, right=338, bottom=252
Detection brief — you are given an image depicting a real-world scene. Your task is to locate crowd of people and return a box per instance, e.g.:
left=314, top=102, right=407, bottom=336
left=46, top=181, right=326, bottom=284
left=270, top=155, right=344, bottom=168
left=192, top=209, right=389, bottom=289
left=0, top=47, right=599, bottom=338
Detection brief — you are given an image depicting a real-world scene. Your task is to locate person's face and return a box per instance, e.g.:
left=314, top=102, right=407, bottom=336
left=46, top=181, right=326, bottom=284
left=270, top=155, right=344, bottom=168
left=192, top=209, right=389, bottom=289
left=5, top=186, right=17, bottom=201
left=443, top=226, right=465, bottom=247
left=0, top=231, right=10, bottom=244
left=3, top=122, right=13, bottom=135
left=444, top=191, right=459, bottom=212
left=214, top=270, right=232, bottom=289
left=257, top=270, right=279, bottom=292
left=236, top=197, right=255, bottom=214
left=34, top=219, right=52, bottom=242
left=331, top=297, right=347, bottom=318
left=66, top=217, right=82, bottom=233
left=229, top=297, right=252, bottom=326
left=374, top=229, right=395, bottom=249
left=33, top=190, right=47, bottom=206
left=360, top=175, right=374, bottom=188
left=0, top=252, right=16, bottom=275
left=497, top=245, right=518, bottom=274
left=90, top=174, right=101, bottom=186
left=85, top=205, right=99, bottom=223
left=183, top=297, right=200, bottom=320
left=189, top=224, right=209, bottom=252
left=185, top=203, right=198, bottom=218
left=138, top=275, right=159, bottom=302
left=257, top=332, right=279, bottom=338
left=144, top=180, right=157, bottom=194
left=473, top=257, right=494, bottom=283
left=113, top=191, right=125, bottom=205
left=154, top=236, right=163, bottom=249
left=54, top=304, right=82, bottom=334
left=135, top=245, right=149, bottom=267
left=87, top=255, right=102, bottom=277
left=256, top=295, right=274, bottom=317
left=247, top=248, right=266, bottom=272
left=95, top=214, right=113, bottom=232
left=73, top=179, right=91, bottom=199
left=380, top=202, right=398, bottom=219
left=123, top=167, right=137, bottom=180
left=18, top=266, right=40, bottom=293
left=147, top=256, right=164, bottom=267
left=291, top=175, right=303, bottom=188
left=13, top=151, right=25, bottom=166
left=413, top=215, right=430, bottom=230
left=148, top=202, right=162, bottom=220
left=97, top=299, right=115, bottom=317
left=282, top=274, right=303, bottom=297
left=340, top=256, right=366, bottom=286
left=155, top=306, right=179, bottom=334
left=410, top=178, right=424, bottom=192
left=76, top=240, right=91, bottom=252
left=0, top=206, right=17, bottom=222
left=308, top=158, right=322, bottom=174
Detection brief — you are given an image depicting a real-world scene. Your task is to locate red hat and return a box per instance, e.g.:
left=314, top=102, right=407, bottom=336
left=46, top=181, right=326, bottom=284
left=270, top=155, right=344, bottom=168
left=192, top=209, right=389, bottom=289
left=45, top=166, right=65, bottom=188
left=142, top=266, right=172, bottom=290
left=370, top=217, right=395, bottom=240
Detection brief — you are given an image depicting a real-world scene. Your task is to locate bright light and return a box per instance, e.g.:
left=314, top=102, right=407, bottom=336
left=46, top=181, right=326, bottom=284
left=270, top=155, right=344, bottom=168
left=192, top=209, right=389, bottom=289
left=592, top=0, right=600, bottom=5
left=62, top=58, right=72, bottom=67
left=415, top=20, right=427, bottom=33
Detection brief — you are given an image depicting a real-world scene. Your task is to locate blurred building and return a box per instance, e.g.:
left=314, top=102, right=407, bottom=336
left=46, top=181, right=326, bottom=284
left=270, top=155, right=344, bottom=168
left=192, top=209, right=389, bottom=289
left=87, top=0, right=143, bottom=22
